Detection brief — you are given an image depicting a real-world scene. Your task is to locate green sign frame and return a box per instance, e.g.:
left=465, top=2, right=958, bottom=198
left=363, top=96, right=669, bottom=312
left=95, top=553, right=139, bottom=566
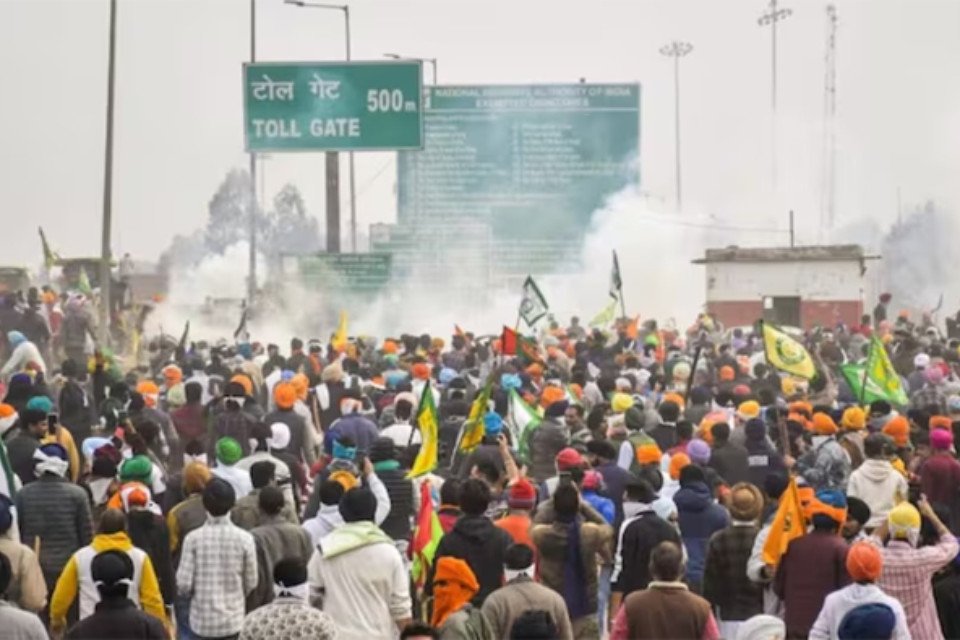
left=243, top=61, right=424, bottom=152
left=296, top=253, right=392, bottom=292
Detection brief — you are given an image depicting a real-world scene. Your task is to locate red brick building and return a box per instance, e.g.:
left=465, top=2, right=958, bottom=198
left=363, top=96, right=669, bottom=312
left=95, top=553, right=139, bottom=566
left=693, top=245, right=879, bottom=330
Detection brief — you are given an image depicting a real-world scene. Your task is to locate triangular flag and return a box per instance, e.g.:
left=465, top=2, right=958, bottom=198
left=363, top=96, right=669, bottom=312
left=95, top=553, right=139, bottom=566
left=38, top=227, right=60, bottom=269
left=762, top=476, right=807, bottom=566
left=410, top=480, right=443, bottom=588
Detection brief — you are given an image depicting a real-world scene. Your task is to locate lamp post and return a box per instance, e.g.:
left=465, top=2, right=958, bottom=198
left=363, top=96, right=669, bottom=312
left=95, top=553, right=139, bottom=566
left=247, top=0, right=258, bottom=304
left=384, top=53, right=438, bottom=85
left=659, top=41, right=693, bottom=211
left=758, top=0, right=792, bottom=189
left=284, top=0, right=356, bottom=253
left=98, top=0, right=118, bottom=343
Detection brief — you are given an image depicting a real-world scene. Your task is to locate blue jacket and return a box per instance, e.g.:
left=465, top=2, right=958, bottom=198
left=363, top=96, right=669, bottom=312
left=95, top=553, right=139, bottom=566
left=674, top=481, right=729, bottom=584
left=324, top=413, right=380, bottom=457
left=582, top=491, right=615, bottom=524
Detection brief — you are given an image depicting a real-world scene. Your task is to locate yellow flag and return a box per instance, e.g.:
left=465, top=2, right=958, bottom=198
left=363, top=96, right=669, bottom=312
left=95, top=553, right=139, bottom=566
left=332, top=311, right=348, bottom=352
left=459, top=382, right=492, bottom=453
left=762, top=476, right=807, bottom=566
left=762, top=322, right=816, bottom=379
left=407, top=384, right=439, bottom=478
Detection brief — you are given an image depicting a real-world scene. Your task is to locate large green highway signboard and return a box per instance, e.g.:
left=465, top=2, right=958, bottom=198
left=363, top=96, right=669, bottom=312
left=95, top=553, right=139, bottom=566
left=244, top=61, right=423, bottom=152
left=389, top=84, right=640, bottom=278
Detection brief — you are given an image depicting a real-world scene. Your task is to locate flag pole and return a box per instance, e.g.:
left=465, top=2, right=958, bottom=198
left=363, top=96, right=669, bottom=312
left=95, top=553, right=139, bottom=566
left=859, top=339, right=872, bottom=408
left=685, top=346, right=702, bottom=409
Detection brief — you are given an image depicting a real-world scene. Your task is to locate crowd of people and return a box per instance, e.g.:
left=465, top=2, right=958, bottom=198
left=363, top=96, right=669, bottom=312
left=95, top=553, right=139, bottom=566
left=0, top=291, right=959, bottom=639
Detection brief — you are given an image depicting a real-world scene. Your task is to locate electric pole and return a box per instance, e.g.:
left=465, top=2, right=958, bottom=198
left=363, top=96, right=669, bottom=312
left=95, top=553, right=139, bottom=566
left=758, top=0, right=792, bottom=190
left=820, top=4, right=838, bottom=235
left=99, top=0, right=117, bottom=344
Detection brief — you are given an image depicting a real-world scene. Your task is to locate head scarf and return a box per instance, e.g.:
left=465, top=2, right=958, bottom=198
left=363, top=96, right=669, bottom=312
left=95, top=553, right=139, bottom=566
left=332, top=439, right=357, bottom=461
left=430, top=557, right=480, bottom=627
left=34, top=444, right=69, bottom=478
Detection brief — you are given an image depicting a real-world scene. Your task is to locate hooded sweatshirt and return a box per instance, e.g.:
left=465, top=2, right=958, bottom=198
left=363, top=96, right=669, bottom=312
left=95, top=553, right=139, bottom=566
left=307, top=521, right=411, bottom=640
left=847, top=458, right=908, bottom=528
left=49, top=531, right=166, bottom=629
left=431, top=515, right=514, bottom=605
left=674, top=481, right=730, bottom=585
left=302, top=503, right=343, bottom=547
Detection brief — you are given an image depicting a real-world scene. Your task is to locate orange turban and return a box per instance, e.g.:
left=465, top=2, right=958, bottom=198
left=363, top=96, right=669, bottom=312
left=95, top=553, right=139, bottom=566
left=663, top=392, right=685, bottom=408
left=789, top=401, right=813, bottom=419
left=135, top=381, right=160, bottom=408
left=382, top=340, right=398, bottom=355
left=719, top=366, right=735, bottom=382
left=636, top=444, right=663, bottom=466
left=812, top=412, right=838, bottom=436
left=669, top=453, right=691, bottom=480
left=291, top=373, right=310, bottom=401
left=230, top=374, right=253, bottom=398
left=883, top=416, right=910, bottom=447
left=411, top=363, right=431, bottom=381
left=540, top=386, right=566, bottom=409
left=929, top=415, right=952, bottom=432
left=846, top=542, right=883, bottom=582
left=273, top=382, right=297, bottom=410
left=526, top=363, right=544, bottom=378
left=162, top=365, right=183, bottom=385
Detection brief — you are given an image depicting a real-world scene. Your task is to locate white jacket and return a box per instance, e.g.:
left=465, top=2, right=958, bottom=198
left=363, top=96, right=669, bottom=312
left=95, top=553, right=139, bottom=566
left=809, top=583, right=911, bottom=640
left=1, top=342, right=46, bottom=379
left=847, top=459, right=908, bottom=528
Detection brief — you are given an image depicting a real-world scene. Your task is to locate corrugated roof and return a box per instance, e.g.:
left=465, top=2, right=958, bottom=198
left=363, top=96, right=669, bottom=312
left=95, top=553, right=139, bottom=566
left=692, top=244, right=875, bottom=264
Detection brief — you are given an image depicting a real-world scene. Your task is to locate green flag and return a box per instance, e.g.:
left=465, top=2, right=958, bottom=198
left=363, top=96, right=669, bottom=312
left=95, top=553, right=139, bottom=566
left=840, top=337, right=909, bottom=406
left=508, top=388, right=542, bottom=463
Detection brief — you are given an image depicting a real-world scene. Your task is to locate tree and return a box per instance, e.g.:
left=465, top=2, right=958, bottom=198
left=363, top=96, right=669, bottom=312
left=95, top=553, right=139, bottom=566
left=263, top=184, right=321, bottom=257
left=206, top=169, right=257, bottom=254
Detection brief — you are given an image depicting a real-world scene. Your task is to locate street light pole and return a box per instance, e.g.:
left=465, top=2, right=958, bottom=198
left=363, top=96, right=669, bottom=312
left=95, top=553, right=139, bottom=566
left=285, top=0, right=355, bottom=252
left=385, top=53, right=438, bottom=84
left=659, top=41, right=692, bottom=211
left=99, top=0, right=118, bottom=344
left=758, top=0, right=792, bottom=189
left=248, top=0, right=258, bottom=304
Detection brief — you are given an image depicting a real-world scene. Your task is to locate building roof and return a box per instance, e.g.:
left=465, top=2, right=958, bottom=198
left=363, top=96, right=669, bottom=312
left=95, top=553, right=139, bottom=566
left=692, top=244, right=878, bottom=265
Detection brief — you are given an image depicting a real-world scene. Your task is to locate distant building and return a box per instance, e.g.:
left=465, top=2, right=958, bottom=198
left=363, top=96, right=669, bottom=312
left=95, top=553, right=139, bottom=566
left=693, top=244, right=879, bottom=329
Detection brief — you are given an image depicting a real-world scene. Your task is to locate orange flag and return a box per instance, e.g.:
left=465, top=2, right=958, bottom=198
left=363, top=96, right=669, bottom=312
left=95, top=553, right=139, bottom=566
left=762, top=476, right=807, bottom=566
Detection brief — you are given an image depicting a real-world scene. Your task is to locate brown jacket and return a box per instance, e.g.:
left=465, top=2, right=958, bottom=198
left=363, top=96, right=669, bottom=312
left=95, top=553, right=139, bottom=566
left=530, top=520, right=613, bottom=615
left=0, top=536, right=47, bottom=612
left=620, top=582, right=714, bottom=639
left=481, top=576, right=574, bottom=640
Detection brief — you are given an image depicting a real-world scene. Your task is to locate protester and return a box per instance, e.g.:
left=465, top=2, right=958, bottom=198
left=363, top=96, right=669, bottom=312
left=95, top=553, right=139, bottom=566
left=708, top=421, right=750, bottom=486
left=176, top=478, right=258, bottom=640
left=774, top=489, right=851, bottom=638
left=610, top=541, right=721, bottom=640
left=675, top=463, right=729, bottom=592
left=369, top=437, right=415, bottom=544
left=430, top=478, right=513, bottom=605
left=0, top=552, right=47, bottom=640
left=702, top=482, right=765, bottom=638
left=495, top=477, right=536, bottom=547
left=528, top=401, right=571, bottom=483
left=231, top=460, right=297, bottom=530
left=531, top=483, right=613, bottom=637
left=49, top=509, right=167, bottom=635
left=307, top=486, right=413, bottom=639
left=430, top=556, right=492, bottom=638
left=64, top=550, right=167, bottom=640
left=808, top=542, right=910, bottom=640
left=871, top=498, right=959, bottom=638
left=212, top=436, right=253, bottom=499
left=481, top=544, right=573, bottom=640
left=247, top=486, right=313, bottom=610
left=797, top=412, right=851, bottom=492
left=239, top=557, right=337, bottom=640
left=847, top=433, right=908, bottom=530
left=0, top=496, right=45, bottom=613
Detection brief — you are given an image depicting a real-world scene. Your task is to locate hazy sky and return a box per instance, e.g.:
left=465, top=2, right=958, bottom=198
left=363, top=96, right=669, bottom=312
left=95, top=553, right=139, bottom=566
left=1, top=0, right=958, bottom=269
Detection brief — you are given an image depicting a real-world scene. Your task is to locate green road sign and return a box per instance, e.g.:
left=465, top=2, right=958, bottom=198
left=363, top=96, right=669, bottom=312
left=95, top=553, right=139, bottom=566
left=392, top=84, right=640, bottom=278
left=295, top=253, right=392, bottom=292
left=244, top=61, right=423, bottom=152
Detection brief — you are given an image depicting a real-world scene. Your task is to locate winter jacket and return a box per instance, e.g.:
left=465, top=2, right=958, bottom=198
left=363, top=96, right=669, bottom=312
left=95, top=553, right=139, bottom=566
left=809, top=583, right=910, bottom=640
left=16, top=474, right=93, bottom=590
left=0, top=535, right=47, bottom=613
left=65, top=597, right=167, bottom=640
left=58, top=380, right=94, bottom=444
left=528, top=419, right=569, bottom=483
left=248, top=516, right=314, bottom=610
left=595, top=461, right=635, bottom=522
left=457, top=440, right=506, bottom=480
left=438, top=604, right=494, bottom=640
left=708, top=441, right=751, bottom=486
left=170, top=403, right=206, bottom=448
left=674, top=482, right=730, bottom=587
left=324, top=413, right=380, bottom=458
left=531, top=518, right=613, bottom=616
left=209, top=408, right=258, bottom=459
left=0, top=600, right=48, bottom=640
left=263, top=409, right=310, bottom=464
left=773, top=530, right=850, bottom=638
left=49, top=531, right=167, bottom=630
left=481, top=576, right=574, bottom=640
left=5, top=430, right=40, bottom=488
left=919, top=453, right=960, bottom=525
left=230, top=488, right=299, bottom=531
left=582, top=490, right=615, bottom=524
left=797, top=436, right=851, bottom=492
left=302, top=504, right=344, bottom=547
left=702, top=524, right=763, bottom=621
left=743, top=439, right=787, bottom=490
left=431, top=515, right=513, bottom=605
left=235, top=451, right=297, bottom=512
left=847, top=458, right=908, bottom=528
left=372, top=462, right=414, bottom=541
left=166, top=494, right=206, bottom=566
left=647, top=422, right=678, bottom=453
left=126, top=510, right=176, bottom=608
left=612, top=508, right=682, bottom=596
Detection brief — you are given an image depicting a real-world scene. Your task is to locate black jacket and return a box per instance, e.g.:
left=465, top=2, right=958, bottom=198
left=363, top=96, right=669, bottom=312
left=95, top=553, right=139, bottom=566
left=648, top=423, right=678, bottom=452
left=65, top=597, right=167, bottom=640
left=374, top=465, right=414, bottom=541
left=709, top=441, right=751, bottom=486
left=613, top=510, right=681, bottom=596
left=126, top=510, right=176, bottom=606
left=431, top=515, right=513, bottom=605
